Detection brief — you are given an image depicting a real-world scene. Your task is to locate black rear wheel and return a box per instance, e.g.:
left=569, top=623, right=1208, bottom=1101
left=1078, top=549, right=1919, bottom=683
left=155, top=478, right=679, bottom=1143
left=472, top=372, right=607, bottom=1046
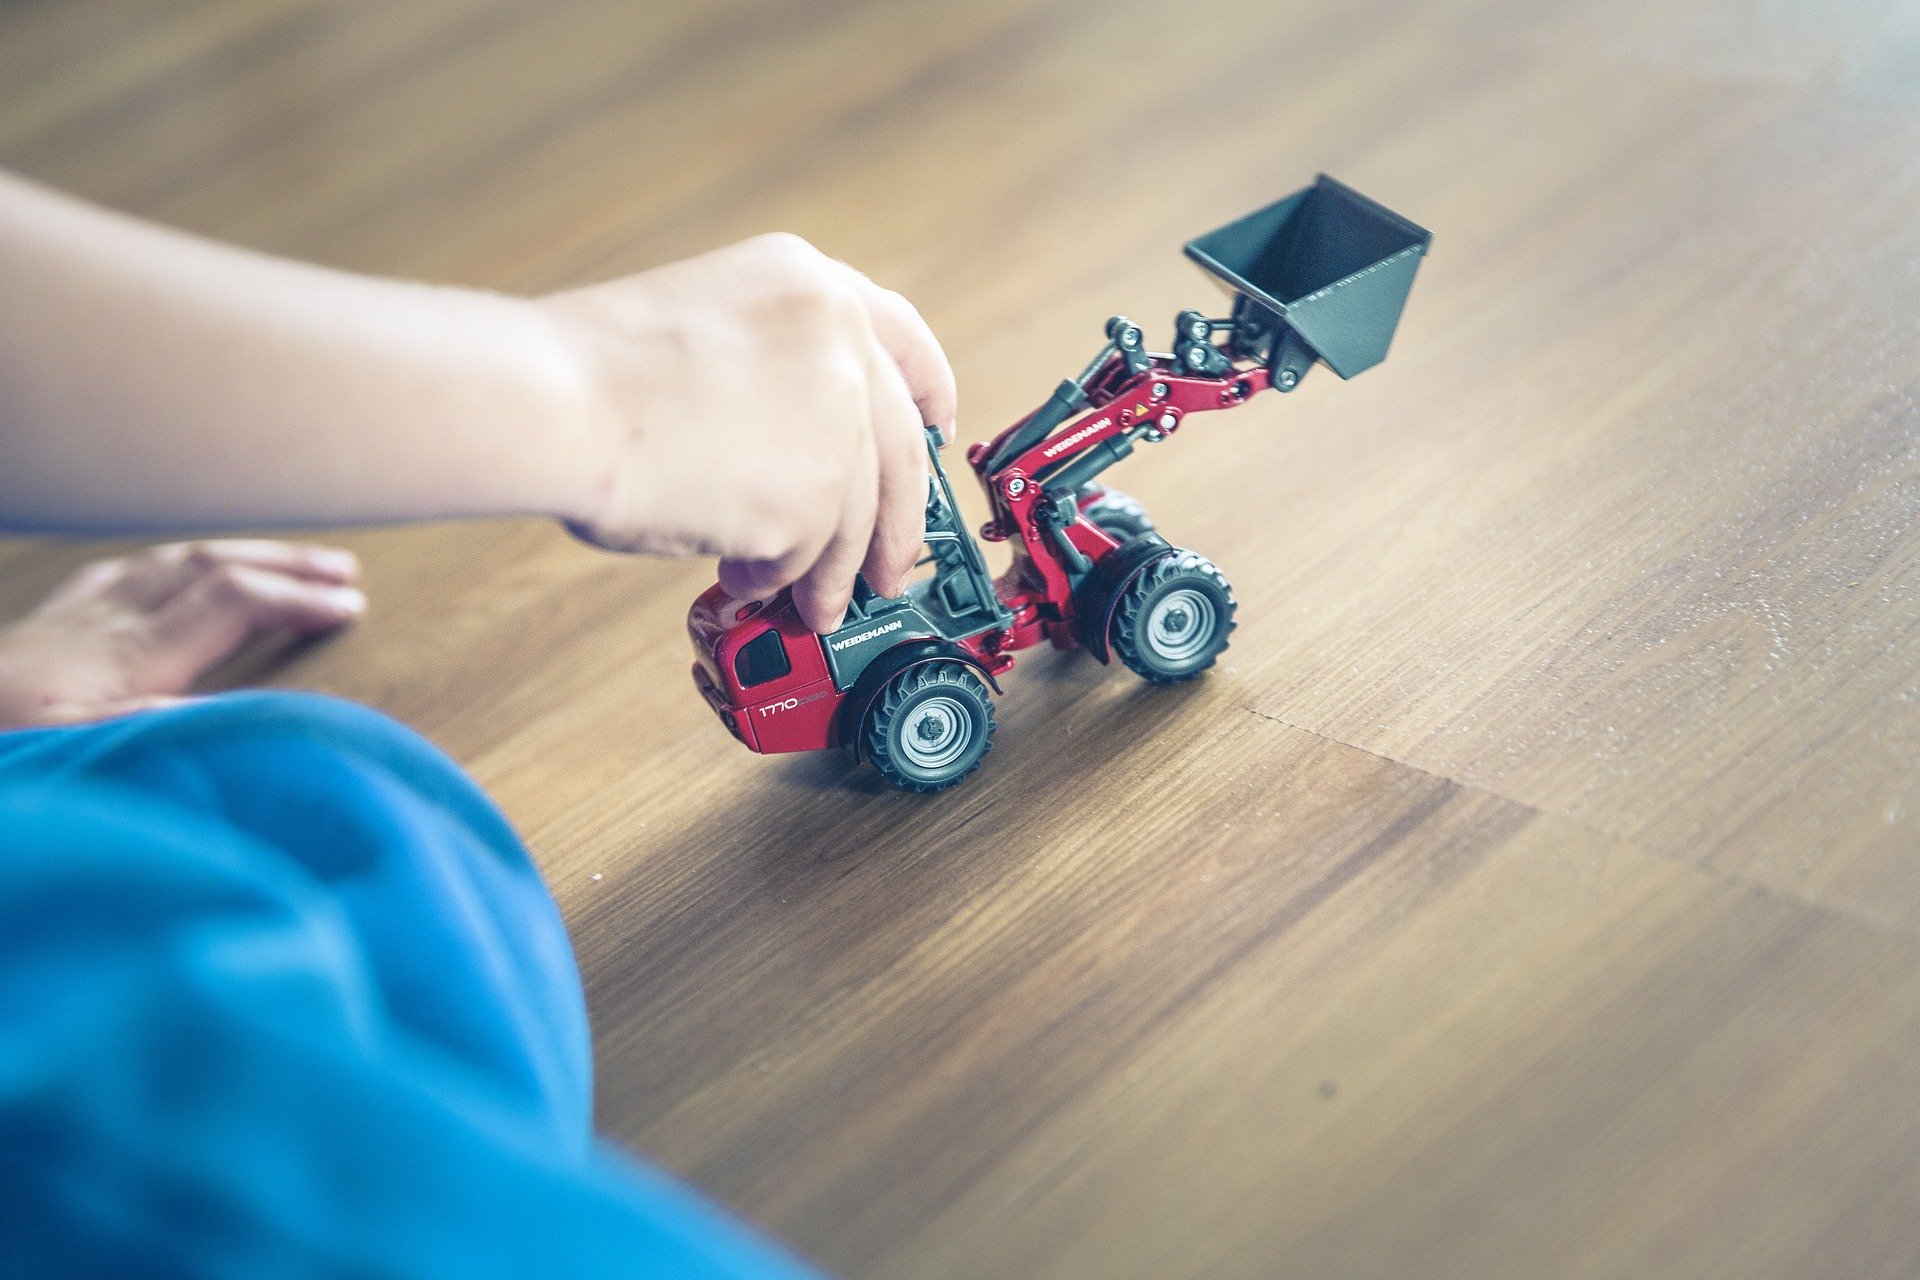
left=863, top=660, right=995, bottom=792
left=1079, top=485, right=1155, bottom=543
left=1110, top=551, right=1236, bottom=683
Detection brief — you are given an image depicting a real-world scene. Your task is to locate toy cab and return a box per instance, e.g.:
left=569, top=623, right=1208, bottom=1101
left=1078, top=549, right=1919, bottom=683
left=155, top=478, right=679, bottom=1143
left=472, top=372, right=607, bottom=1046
left=687, top=588, right=839, bottom=753
left=687, top=426, right=1013, bottom=765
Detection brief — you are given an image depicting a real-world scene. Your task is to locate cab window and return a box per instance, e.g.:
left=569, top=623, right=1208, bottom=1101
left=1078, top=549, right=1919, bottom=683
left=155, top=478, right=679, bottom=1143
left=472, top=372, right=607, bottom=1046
left=734, top=629, right=791, bottom=688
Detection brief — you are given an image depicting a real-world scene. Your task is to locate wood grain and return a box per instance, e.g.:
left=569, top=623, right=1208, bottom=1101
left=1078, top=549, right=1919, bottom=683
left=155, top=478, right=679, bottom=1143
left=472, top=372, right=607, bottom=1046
left=5, top=1, right=1920, bottom=1275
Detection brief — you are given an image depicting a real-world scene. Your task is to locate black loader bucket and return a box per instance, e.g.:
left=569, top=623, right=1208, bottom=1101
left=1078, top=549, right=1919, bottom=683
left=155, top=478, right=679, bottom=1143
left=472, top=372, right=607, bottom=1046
left=1185, top=175, right=1430, bottom=381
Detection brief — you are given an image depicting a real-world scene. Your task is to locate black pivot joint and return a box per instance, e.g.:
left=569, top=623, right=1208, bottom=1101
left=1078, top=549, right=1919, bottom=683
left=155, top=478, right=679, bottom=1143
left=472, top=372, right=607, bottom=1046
left=1172, top=309, right=1233, bottom=377
left=1106, top=315, right=1151, bottom=376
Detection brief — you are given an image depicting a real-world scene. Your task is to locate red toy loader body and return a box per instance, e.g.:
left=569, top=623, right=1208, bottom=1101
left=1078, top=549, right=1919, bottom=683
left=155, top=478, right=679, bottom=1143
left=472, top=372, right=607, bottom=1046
left=688, top=176, right=1430, bottom=790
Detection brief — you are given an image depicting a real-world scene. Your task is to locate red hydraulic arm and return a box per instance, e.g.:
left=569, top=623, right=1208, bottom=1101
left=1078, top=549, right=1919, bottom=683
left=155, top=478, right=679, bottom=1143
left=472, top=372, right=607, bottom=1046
left=966, top=314, right=1274, bottom=618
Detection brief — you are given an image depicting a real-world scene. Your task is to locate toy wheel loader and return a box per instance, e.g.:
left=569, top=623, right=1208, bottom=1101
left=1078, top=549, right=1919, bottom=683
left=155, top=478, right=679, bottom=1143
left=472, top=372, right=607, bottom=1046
left=688, top=176, right=1430, bottom=791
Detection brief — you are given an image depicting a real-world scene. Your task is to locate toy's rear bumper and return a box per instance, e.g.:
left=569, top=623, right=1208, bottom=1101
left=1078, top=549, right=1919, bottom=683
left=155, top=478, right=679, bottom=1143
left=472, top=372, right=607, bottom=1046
left=693, top=663, right=757, bottom=750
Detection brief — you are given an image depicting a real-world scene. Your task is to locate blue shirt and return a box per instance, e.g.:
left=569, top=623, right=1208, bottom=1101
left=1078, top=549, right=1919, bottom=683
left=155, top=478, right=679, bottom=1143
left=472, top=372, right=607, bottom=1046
left=0, top=692, right=818, bottom=1278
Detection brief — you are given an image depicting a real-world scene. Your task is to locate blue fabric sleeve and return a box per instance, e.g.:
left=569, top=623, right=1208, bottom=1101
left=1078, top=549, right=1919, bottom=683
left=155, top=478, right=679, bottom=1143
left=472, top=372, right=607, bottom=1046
left=0, top=692, right=819, bottom=1279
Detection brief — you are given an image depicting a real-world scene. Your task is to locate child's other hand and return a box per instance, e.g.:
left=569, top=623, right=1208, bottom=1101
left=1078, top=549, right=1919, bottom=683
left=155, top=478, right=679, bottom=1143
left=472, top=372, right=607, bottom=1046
left=0, top=541, right=364, bottom=730
left=546, top=233, right=956, bottom=633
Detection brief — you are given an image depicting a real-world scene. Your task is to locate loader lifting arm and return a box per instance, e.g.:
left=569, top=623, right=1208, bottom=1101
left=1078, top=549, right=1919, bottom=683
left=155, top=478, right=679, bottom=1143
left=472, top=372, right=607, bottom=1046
left=979, top=311, right=1273, bottom=491
left=969, top=312, right=1278, bottom=583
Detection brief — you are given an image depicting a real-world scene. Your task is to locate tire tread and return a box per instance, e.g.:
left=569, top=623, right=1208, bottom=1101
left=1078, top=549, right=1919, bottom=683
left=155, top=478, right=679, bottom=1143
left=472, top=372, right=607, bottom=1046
left=862, top=661, right=996, bottom=792
left=1110, top=551, right=1237, bottom=683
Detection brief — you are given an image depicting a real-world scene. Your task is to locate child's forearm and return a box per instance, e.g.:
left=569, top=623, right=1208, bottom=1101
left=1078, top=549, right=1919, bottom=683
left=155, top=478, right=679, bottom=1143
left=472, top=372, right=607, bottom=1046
left=0, top=172, right=959, bottom=633
left=0, top=171, right=607, bottom=535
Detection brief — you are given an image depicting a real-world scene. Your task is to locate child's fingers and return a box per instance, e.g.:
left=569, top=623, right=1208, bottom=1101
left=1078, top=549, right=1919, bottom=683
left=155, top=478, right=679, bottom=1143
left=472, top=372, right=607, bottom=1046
left=111, top=539, right=360, bottom=609
left=191, top=539, right=360, bottom=582
left=40, top=557, right=128, bottom=608
left=791, top=334, right=929, bottom=630
left=860, top=358, right=930, bottom=598
left=26, top=694, right=194, bottom=727
left=713, top=484, right=845, bottom=604
left=791, top=424, right=882, bottom=634
left=716, top=556, right=793, bottom=603
left=716, top=401, right=878, bottom=612
left=789, top=526, right=864, bottom=634
left=836, top=264, right=958, bottom=441
left=147, top=563, right=364, bottom=690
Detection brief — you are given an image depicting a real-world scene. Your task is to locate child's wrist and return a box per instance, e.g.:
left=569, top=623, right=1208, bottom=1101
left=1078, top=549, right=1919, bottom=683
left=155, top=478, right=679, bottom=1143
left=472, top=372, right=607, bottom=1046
left=459, top=289, right=627, bottom=530
left=529, top=294, right=651, bottom=539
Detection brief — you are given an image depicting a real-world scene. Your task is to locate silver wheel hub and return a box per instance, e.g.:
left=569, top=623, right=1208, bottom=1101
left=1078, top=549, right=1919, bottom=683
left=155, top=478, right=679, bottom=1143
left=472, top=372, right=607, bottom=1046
left=1145, top=587, right=1216, bottom=663
left=899, top=694, right=972, bottom=770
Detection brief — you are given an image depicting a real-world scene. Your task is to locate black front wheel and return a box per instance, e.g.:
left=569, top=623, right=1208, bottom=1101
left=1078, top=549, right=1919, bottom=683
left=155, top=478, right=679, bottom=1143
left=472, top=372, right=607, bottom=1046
left=1109, top=551, right=1236, bottom=683
left=863, top=660, right=996, bottom=792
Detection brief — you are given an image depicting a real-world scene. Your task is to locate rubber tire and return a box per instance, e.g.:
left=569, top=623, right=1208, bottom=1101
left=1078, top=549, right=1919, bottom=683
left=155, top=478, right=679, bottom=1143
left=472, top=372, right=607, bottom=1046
left=1109, top=551, right=1236, bottom=683
left=862, top=661, right=996, bottom=792
left=1080, top=486, right=1156, bottom=544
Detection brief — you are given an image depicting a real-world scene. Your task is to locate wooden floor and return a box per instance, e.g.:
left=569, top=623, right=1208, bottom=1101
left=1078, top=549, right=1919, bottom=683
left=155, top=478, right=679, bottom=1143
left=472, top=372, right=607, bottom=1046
left=6, top=1, right=1920, bottom=1275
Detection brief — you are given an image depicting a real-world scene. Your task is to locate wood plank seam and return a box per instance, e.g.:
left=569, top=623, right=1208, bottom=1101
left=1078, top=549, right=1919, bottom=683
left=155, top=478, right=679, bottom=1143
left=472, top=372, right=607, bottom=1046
left=1236, top=700, right=1920, bottom=948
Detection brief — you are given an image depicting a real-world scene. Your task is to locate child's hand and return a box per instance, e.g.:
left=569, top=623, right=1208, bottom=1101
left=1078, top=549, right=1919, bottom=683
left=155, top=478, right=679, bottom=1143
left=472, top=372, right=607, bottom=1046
left=0, top=541, right=364, bottom=730
left=546, top=233, right=956, bottom=633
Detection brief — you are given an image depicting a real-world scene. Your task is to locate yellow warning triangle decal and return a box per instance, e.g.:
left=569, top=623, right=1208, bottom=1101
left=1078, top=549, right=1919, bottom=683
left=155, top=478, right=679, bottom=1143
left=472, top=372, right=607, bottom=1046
left=1133, top=403, right=1148, bottom=416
